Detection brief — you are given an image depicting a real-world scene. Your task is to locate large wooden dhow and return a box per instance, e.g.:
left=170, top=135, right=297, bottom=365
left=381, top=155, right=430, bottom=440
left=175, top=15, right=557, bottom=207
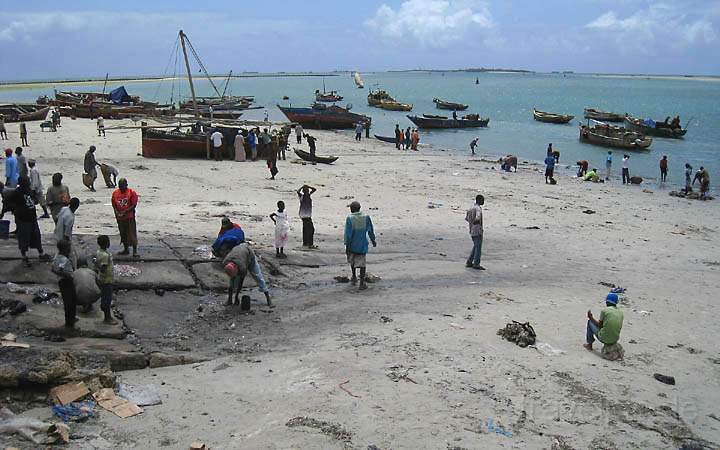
left=533, top=108, right=574, bottom=124
left=0, top=104, right=51, bottom=122
left=407, top=113, right=489, bottom=129
left=433, top=98, right=468, bottom=111
left=583, top=108, right=625, bottom=122
left=623, top=116, right=687, bottom=139
left=579, top=123, right=652, bottom=150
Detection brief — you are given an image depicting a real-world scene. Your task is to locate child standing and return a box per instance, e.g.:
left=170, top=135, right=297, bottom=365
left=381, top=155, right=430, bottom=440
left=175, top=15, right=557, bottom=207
left=94, top=235, right=117, bottom=324
left=270, top=201, right=289, bottom=258
left=51, top=239, right=77, bottom=329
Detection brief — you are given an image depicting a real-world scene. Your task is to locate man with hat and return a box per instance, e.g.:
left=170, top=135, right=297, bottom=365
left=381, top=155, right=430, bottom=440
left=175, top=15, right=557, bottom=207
left=222, top=242, right=272, bottom=307
left=584, top=293, right=624, bottom=351
left=344, top=200, right=376, bottom=290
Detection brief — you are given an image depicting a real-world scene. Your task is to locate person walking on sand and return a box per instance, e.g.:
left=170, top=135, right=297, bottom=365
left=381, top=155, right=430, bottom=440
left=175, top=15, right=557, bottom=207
left=399, top=128, right=405, bottom=150
left=28, top=160, right=49, bottom=218
left=223, top=242, right=272, bottom=307
left=355, top=122, right=363, bottom=141
left=248, top=128, right=258, bottom=161
left=394, top=124, right=401, bottom=150
left=15, top=147, right=28, bottom=179
left=19, top=121, right=28, bottom=146
left=112, top=178, right=139, bottom=257
left=97, top=116, right=105, bottom=137
left=295, top=124, right=303, bottom=144
left=470, top=137, right=478, bottom=156
left=9, top=176, right=51, bottom=267
left=94, top=235, right=118, bottom=324
left=305, top=133, right=317, bottom=157
left=46, top=173, right=70, bottom=223
left=465, top=194, right=484, bottom=270
left=344, top=201, right=376, bottom=290
left=405, top=127, right=411, bottom=150
left=659, top=155, right=668, bottom=183
left=270, top=200, right=289, bottom=258
left=605, top=151, right=613, bottom=181
left=4, top=148, right=18, bottom=188
left=297, top=184, right=317, bottom=248
left=52, top=239, right=78, bottom=329
left=84, top=145, right=100, bottom=191
left=411, top=129, right=419, bottom=151
left=622, top=154, right=630, bottom=185
left=267, top=134, right=279, bottom=179
left=234, top=130, right=246, bottom=162
left=584, top=293, right=624, bottom=351
left=54, top=197, right=80, bottom=243
left=0, top=115, right=7, bottom=140
left=210, top=128, right=223, bottom=161
left=544, top=150, right=556, bottom=184
left=684, top=163, right=693, bottom=193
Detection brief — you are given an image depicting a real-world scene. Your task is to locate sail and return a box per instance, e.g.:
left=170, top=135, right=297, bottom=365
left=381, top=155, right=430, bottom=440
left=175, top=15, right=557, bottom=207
left=353, top=72, right=364, bottom=88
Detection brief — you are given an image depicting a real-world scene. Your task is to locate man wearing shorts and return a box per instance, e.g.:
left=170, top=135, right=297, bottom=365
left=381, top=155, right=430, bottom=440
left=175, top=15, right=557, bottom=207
left=344, top=201, right=376, bottom=290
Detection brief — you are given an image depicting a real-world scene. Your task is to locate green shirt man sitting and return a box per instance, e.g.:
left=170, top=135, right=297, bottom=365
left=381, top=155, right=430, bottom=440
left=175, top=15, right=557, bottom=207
left=585, top=293, right=624, bottom=351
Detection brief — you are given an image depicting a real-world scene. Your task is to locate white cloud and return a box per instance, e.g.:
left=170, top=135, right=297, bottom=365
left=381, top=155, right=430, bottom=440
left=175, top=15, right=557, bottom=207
left=365, top=0, right=493, bottom=47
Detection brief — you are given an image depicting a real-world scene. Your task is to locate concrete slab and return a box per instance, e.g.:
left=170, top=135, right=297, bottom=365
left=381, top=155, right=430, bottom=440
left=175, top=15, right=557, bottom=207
left=192, top=261, right=257, bottom=290
left=112, top=261, right=196, bottom=290
left=0, top=259, right=55, bottom=284
left=116, top=290, right=200, bottom=341
left=71, top=234, right=179, bottom=262
left=172, top=246, right=218, bottom=264
left=0, top=236, right=55, bottom=260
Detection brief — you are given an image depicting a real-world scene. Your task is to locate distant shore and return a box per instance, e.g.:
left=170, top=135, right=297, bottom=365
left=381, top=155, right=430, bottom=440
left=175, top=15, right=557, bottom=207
left=590, top=73, right=720, bottom=82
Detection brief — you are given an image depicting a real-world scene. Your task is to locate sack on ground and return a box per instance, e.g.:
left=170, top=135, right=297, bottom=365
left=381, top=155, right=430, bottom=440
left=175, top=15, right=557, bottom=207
left=498, top=321, right=536, bottom=347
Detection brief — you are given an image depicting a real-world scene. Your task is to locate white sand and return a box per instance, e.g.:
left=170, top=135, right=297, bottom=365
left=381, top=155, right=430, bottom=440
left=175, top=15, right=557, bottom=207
left=4, top=118, right=720, bottom=449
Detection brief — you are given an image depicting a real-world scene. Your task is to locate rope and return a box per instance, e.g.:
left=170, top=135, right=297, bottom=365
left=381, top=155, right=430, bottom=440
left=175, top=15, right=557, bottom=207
left=184, top=37, right=222, bottom=96
left=151, top=35, right=180, bottom=104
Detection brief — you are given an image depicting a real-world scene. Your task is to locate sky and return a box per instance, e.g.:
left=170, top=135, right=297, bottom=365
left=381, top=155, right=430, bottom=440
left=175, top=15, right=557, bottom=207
left=0, top=0, right=718, bottom=80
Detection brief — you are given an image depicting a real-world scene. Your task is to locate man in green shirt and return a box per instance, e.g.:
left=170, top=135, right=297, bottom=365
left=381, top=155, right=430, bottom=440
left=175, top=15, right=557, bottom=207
left=584, top=293, right=623, bottom=350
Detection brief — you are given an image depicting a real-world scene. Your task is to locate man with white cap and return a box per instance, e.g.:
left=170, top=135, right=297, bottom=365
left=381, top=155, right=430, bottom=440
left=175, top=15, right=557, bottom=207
left=584, top=293, right=624, bottom=351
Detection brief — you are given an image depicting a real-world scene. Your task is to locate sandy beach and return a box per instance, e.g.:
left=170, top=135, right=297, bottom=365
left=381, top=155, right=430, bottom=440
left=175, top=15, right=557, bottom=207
left=2, top=117, right=719, bottom=449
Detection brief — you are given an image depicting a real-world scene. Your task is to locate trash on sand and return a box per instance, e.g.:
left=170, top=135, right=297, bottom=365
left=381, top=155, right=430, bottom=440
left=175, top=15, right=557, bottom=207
left=286, top=416, right=353, bottom=443
left=498, top=321, right=536, bottom=347
left=379, top=315, right=393, bottom=323
left=1, top=336, right=30, bottom=348
left=334, top=275, right=350, bottom=283
left=533, top=342, right=565, bottom=356
left=192, top=245, right=214, bottom=260
left=610, top=287, right=626, bottom=294
left=0, top=299, right=27, bottom=316
left=52, top=402, right=96, bottom=422
left=50, top=382, right=90, bottom=406
left=338, top=380, right=361, bottom=398
left=427, top=201, right=443, bottom=209
left=365, top=274, right=381, bottom=283
left=653, top=373, right=676, bottom=385
left=582, top=209, right=596, bottom=214
left=32, top=290, right=60, bottom=304
left=449, top=322, right=465, bottom=330
left=0, top=406, right=53, bottom=443
left=47, top=423, right=70, bottom=444
left=638, top=310, right=651, bottom=316
left=118, top=383, right=162, bottom=406
left=114, top=264, right=142, bottom=278
left=93, top=388, right=143, bottom=418
left=486, top=418, right=513, bottom=437
left=190, top=442, right=208, bottom=450
left=385, top=365, right=418, bottom=384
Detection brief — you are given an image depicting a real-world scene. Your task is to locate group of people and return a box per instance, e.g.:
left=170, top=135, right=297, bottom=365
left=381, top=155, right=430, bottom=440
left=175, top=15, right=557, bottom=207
left=210, top=126, right=294, bottom=180
left=394, top=124, right=420, bottom=150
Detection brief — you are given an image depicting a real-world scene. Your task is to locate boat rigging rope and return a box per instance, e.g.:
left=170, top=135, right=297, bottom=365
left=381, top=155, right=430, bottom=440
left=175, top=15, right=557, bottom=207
left=184, top=36, right=222, bottom=97
left=150, top=35, right=180, bottom=105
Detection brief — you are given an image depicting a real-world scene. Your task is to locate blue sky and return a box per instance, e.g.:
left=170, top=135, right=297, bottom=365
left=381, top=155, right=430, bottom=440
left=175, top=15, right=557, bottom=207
left=1, top=0, right=718, bottom=80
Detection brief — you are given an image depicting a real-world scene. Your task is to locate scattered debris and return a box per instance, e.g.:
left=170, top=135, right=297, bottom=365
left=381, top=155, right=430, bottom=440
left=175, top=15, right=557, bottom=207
left=427, top=201, right=443, bottom=209
left=365, top=274, right=381, bottom=283
left=497, top=321, right=536, bottom=347
left=52, top=402, right=96, bottom=422
left=379, top=315, right=393, bottom=323
left=582, top=209, right=596, bottom=214
left=130, top=165, right=149, bottom=170
left=670, top=191, right=714, bottom=201
left=286, top=416, right=352, bottom=443
left=385, top=365, right=417, bottom=384
left=600, top=343, right=625, bottom=361
left=334, top=275, right=350, bottom=283
left=0, top=299, right=27, bottom=317
left=118, top=383, right=162, bottom=406
left=525, top=225, right=540, bottom=229
left=449, top=322, right=465, bottom=330
left=1, top=333, right=30, bottom=349
left=50, top=382, right=90, bottom=406
left=0, top=406, right=55, bottom=443
left=93, top=388, right=143, bottom=418
left=642, top=189, right=654, bottom=194
left=533, top=342, right=565, bottom=356
left=338, top=380, right=361, bottom=398
left=190, top=442, right=208, bottom=450
left=114, top=265, right=142, bottom=278
left=653, top=373, right=676, bottom=385
left=192, top=245, right=214, bottom=260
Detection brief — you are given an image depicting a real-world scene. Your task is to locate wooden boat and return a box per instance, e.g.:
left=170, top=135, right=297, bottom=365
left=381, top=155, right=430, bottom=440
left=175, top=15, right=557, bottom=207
left=142, top=126, right=208, bottom=158
left=423, top=114, right=447, bottom=119
left=583, top=108, right=624, bottom=122
left=533, top=109, right=574, bottom=124
left=374, top=134, right=397, bottom=143
left=433, top=98, right=468, bottom=111
left=294, top=148, right=338, bottom=164
left=178, top=109, right=242, bottom=120
left=353, top=72, right=364, bottom=89
left=315, top=90, right=343, bottom=102
left=0, top=104, right=51, bottom=122
left=579, top=124, right=652, bottom=150
left=407, top=114, right=489, bottom=129
left=278, top=103, right=370, bottom=129
left=378, top=100, right=413, bottom=112
left=368, top=89, right=395, bottom=107
left=623, top=116, right=687, bottom=139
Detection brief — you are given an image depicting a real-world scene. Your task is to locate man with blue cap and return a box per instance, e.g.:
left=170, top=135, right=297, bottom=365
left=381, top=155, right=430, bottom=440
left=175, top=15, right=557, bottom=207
left=584, top=292, right=624, bottom=351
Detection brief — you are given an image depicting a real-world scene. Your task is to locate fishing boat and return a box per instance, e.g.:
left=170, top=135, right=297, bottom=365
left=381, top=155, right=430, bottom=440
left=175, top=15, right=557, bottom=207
left=623, top=116, right=687, bottom=139
left=433, top=98, right=469, bottom=111
left=177, top=109, right=242, bottom=120
left=583, top=108, right=625, bottom=122
left=374, top=134, right=397, bottom=143
left=294, top=148, right=338, bottom=164
left=142, top=126, right=208, bottom=158
left=315, top=90, right=343, bottom=102
left=368, top=89, right=395, bottom=107
left=407, top=114, right=489, bottom=129
left=353, top=72, right=365, bottom=89
left=579, top=123, right=652, bottom=150
left=378, top=100, right=413, bottom=112
left=278, top=103, right=370, bottom=129
left=0, top=104, right=51, bottom=122
left=533, top=109, right=574, bottom=124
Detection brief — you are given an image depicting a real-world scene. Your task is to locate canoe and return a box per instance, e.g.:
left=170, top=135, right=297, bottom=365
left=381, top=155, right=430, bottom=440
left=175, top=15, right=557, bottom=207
left=623, top=116, right=687, bottom=139
left=579, top=125, right=652, bottom=150
left=374, top=134, right=396, bottom=143
left=278, top=104, right=370, bottom=129
left=294, top=148, right=338, bottom=164
left=583, top=108, right=624, bottom=122
left=433, top=98, right=469, bottom=111
left=0, top=104, right=51, bottom=122
left=407, top=114, right=489, bottom=129
left=378, top=100, right=413, bottom=111
left=533, top=108, right=574, bottom=124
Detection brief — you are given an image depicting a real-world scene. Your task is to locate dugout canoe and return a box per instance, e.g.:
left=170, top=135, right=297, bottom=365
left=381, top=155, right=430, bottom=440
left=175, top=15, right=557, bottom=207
left=294, top=148, right=338, bottom=164
left=533, top=108, right=574, bottom=124
left=407, top=114, right=489, bottom=129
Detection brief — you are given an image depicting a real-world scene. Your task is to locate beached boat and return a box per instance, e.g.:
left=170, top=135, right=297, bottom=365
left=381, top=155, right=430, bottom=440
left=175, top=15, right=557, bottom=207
left=533, top=109, right=574, bottom=124
left=583, top=108, right=625, bottom=122
left=278, top=103, right=370, bottom=129
left=374, top=134, right=397, bottom=143
left=294, top=148, right=338, bottom=164
left=353, top=72, right=364, bottom=89
left=433, top=98, right=469, bottom=111
left=378, top=100, right=413, bottom=112
left=178, top=109, right=242, bottom=120
left=407, top=114, right=489, bottom=129
left=579, top=124, right=652, bottom=150
left=142, top=126, right=208, bottom=158
left=0, top=104, right=51, bottom=122
left=368, top=89, right=395, bottom=107
left=623, top=116, right=687, bottom=139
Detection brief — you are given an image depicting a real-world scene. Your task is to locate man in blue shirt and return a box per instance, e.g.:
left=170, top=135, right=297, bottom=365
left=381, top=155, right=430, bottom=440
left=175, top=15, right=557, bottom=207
left=4, top=148, right=19, bottom=188
left=544, top=150, right=556, bottom=184
left=344, top=201, right=376, bottom=290
left=605, top=151, right=613, bottom=181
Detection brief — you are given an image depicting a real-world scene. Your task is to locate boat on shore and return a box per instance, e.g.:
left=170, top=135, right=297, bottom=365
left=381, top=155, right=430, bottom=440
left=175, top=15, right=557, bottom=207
left=294, top=148, right=338, bottom=164
left=533, top=108, right=574, bottom=124
left=407, top=114, right=489, bottom=129
left=579, top=124, right=652, bottom=150
left=278, top=103, right=370, bottom=129
left=142, top=125, right=208, bottom=158
left=374, top=134, right=396, bottom=143
left=583, top=108, right=625, bottom=122
left=433, top=98, right=468, bottom=111
left=353, top=72, right=364, bottom=89
left=378, top=100, right=413, bottom=112
left=623, top=116, right=687, bottom=139
left=368, top=89, right=395, bottom=107
left=0, top=104, right=51, bottom=122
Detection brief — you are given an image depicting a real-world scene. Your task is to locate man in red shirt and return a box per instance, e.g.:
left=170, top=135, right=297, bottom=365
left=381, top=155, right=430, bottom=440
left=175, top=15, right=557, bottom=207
left=111, top=178, right=139, bottom=257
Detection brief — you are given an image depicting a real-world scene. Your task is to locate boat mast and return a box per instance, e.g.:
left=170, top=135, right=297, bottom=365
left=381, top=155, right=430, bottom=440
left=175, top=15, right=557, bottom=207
left=102, top=73, right=109, bottom=95
left=179, top=30, right=199, bottom=119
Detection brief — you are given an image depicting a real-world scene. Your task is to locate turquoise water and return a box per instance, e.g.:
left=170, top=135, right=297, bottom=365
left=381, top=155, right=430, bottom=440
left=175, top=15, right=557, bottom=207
left=2, top=71, right=718, bottom=187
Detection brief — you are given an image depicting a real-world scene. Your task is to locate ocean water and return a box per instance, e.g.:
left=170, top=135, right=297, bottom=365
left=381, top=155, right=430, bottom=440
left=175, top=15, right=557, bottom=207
left=2, top=71, right=718, bottom=187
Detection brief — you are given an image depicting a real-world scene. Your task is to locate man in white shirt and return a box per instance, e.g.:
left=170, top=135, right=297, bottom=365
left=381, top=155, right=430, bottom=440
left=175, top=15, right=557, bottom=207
left=210, top=129, right=224, bottom=161
left=295, top=124, right=303, bottom=144
left=622, top=155, right=630, bottom=185
left=28, top=159, right=49, bottom=219
left=54, top=198, right=80, bottom=242
left=97, top=116, right=105, bottom=137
